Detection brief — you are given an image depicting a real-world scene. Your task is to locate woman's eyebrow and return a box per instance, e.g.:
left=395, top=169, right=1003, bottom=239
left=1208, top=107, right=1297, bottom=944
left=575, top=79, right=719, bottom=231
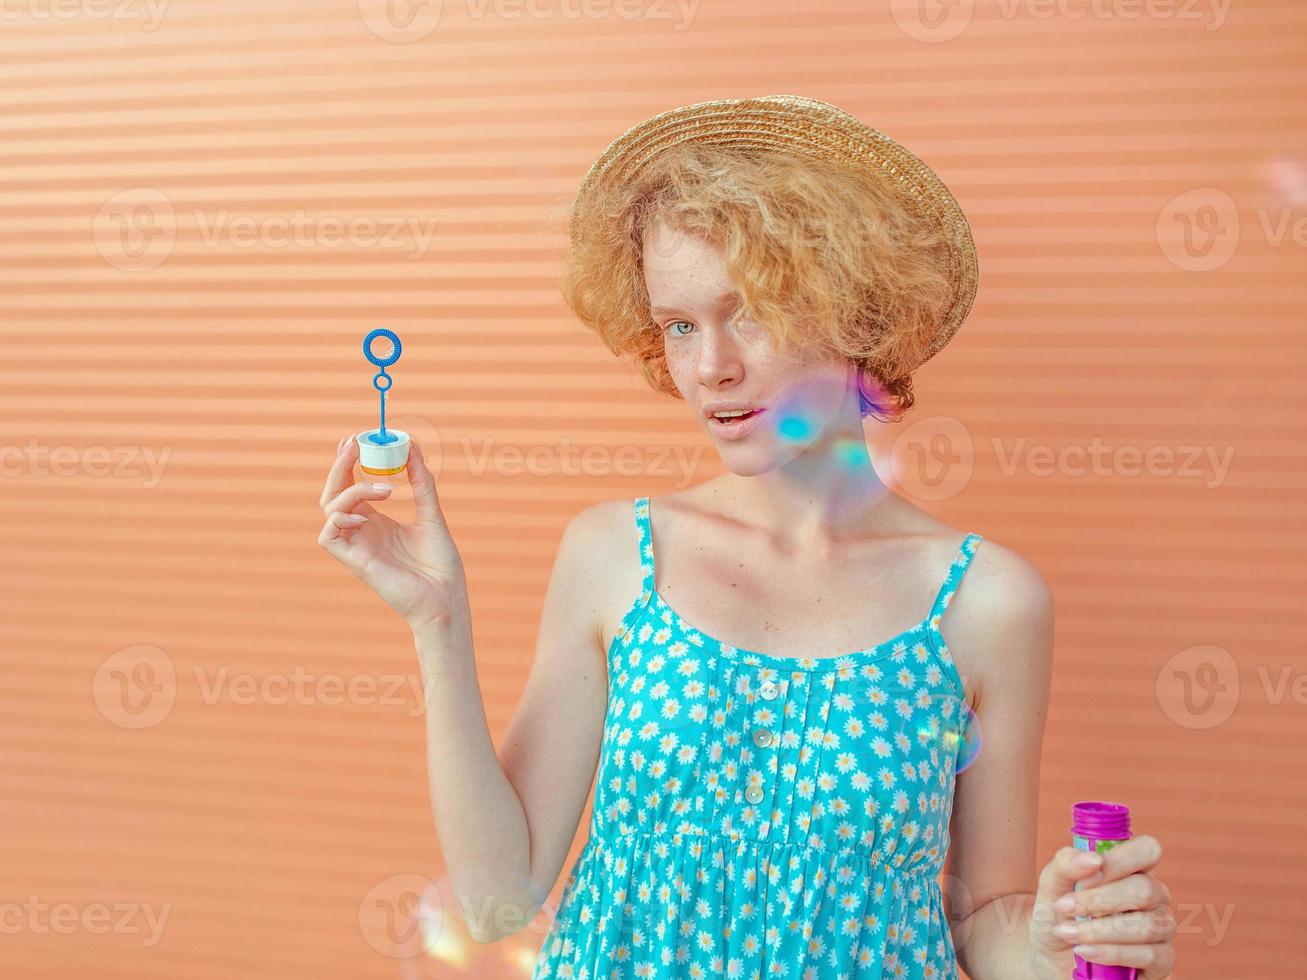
left=650, top=291, right=738, bottom=316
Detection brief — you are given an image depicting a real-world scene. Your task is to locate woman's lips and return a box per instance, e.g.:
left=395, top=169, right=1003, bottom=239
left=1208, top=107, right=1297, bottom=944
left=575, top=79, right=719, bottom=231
left=707, top=408, right=765, bottom=440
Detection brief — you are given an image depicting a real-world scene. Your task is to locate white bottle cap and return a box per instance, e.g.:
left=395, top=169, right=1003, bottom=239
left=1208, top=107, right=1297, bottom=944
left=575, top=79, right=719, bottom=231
left=356, top=429, right=410, bottom=476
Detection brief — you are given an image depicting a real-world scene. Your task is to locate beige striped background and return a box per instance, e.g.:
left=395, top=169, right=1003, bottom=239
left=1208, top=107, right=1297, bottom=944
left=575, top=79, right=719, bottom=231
left=2, top=1, right=1304, bottom=976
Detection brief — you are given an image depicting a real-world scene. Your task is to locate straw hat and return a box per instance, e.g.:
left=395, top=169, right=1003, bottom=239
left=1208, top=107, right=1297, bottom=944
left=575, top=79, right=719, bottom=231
left=572, top=94, right=979, bottom=364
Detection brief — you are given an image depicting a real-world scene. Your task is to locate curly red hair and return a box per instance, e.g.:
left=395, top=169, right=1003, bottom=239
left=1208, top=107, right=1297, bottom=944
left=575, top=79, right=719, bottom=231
left=557, top=142, right=956, bottom=422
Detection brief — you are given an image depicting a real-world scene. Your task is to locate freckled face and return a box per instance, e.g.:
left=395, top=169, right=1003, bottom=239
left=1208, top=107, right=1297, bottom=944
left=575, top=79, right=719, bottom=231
left=641, top=220, right=855, bottom=472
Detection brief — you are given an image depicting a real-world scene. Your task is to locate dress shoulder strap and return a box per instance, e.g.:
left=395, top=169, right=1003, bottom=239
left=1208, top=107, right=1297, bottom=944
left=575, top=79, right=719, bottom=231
left=633, top=496, right=655, bottom=598
left=925, top=531, right=984, bottom=634
left=612, top=496, right=659, bottom=647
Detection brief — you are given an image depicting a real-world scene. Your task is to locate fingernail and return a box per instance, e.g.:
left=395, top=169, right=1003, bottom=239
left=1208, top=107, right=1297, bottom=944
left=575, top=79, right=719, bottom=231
left=1076, top=852, right=1103, bottom=871
left=1053, top=895, right=1076, bottom=913
left=372, top=483, right=393, bottom=493
left=1073, top=945, right=1100, bottom=958
left=1053, top=921, right=1079, bottom=939
left=343, top=513, right=367, bottom=523
left=1081, top=872, right=1104, bottom=888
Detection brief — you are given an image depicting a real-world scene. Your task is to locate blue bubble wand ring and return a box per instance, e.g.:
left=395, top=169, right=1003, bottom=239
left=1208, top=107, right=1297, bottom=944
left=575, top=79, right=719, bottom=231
left=356, top=328, right=411, bottom=476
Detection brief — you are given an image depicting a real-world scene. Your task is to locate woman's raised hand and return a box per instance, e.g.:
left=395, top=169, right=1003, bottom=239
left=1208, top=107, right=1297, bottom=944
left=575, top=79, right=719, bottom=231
left=317, top=432, right=468, bottom=633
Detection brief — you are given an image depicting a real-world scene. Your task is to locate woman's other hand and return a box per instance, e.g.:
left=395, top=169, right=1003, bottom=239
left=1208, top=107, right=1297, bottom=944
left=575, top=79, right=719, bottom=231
left=1028, top=834, right=1176, bottom=980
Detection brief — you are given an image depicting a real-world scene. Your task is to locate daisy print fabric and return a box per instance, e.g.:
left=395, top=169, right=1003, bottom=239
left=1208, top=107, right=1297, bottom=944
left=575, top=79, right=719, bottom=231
left=532, top=496, right=982, bottom=979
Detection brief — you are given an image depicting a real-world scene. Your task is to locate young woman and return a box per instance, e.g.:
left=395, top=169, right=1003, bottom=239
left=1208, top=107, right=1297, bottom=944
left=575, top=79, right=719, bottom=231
left=318, top=97, right=1176, bottom=979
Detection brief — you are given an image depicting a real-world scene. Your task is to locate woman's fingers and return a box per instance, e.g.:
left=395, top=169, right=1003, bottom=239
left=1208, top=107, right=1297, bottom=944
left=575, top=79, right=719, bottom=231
left=318, top=508, right=369, bottom=555
left=1064, top=905, right=1176, bottom=946
left=1058, top=870, right=1169, bottom=920
left=1069, top=940, right=1175, bottom=978
left=1038, top=846, right=1105, bottom=906
left=406, top=438, right=445, bottom=530
left=1096, top=835, right=1164, bottom=885
left=323, top=478, right=393, bottom=516
left=319, top=432, right=359, bottom=509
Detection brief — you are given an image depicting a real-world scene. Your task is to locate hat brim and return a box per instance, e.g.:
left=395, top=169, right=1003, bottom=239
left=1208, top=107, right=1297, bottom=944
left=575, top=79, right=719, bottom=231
left=573, top=94, right=978, bottom=364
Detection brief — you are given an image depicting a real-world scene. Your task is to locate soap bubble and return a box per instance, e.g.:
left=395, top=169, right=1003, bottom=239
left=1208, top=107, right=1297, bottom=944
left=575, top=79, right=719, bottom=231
left=1267, top=158, right=1307, bottom=208
left=776, top=408, right=817, bottom=442
left=954, top=699, right=982, bottom=774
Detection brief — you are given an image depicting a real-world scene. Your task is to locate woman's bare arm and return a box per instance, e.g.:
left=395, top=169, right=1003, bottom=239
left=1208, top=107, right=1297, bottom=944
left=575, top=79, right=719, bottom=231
left=414, top=502, right=616, bottom=943
left=943, top=541, right=1056, bottom=978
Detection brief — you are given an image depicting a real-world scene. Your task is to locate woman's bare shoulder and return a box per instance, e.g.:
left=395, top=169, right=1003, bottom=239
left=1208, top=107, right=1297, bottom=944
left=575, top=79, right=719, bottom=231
left=556, top=499, right=637, bottom=574
left=889, top=496, right=1051, bottom=634
left=942, top=521, right=1052, bottom=629
left=557, top=497, right=645, bottom=651
left=864, top=498, right=1054, bottom=703
left=939, top=525, right=1055, bottom=711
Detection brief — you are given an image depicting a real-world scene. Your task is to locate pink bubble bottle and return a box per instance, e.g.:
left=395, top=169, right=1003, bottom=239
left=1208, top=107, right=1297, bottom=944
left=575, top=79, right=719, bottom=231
left=1070, top=801, right=1137, bottom=980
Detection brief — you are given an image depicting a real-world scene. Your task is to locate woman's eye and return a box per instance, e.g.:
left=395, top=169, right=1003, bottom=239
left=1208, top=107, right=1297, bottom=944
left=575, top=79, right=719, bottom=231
left=665, top=320, right=695, bottom=337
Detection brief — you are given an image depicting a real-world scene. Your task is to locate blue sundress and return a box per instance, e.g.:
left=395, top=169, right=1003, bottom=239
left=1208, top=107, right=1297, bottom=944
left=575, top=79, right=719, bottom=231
left=531, top=495, right=982, bottom=979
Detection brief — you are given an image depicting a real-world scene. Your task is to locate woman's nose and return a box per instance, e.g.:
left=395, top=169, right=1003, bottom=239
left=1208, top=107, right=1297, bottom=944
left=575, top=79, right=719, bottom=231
left=696, top=329, right=743, bottom=387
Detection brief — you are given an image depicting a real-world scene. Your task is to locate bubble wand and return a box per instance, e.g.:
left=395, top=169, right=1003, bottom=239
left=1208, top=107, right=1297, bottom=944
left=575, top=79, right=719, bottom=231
left=355, top=328, right=411, bottom=477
